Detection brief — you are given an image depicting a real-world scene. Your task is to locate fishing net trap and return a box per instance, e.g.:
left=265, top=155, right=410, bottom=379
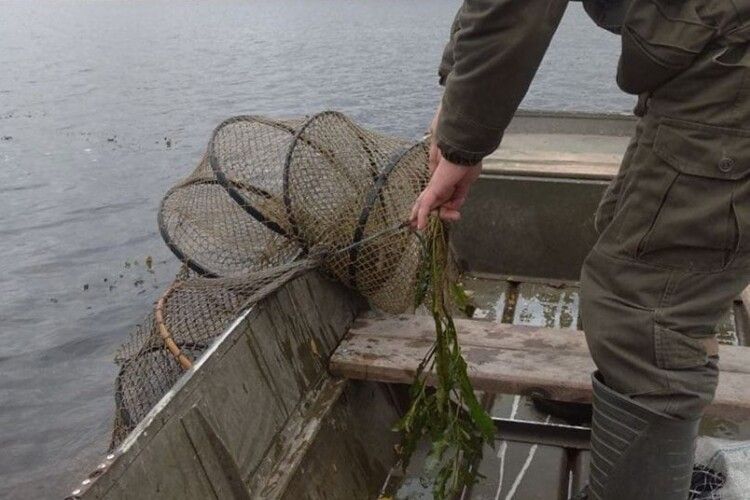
left=111, top=111, right=431, bottom=445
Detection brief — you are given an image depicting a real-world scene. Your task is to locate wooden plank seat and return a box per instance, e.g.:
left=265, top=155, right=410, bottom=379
left=330, top=315, right=750, bottom=419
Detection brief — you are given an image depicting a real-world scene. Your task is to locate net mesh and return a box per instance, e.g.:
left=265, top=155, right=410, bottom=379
left=691, top=437, right=750, bottom=500
left=110, top=111, right=429, bottom=446
left=689, top=465, right=726, bottom=500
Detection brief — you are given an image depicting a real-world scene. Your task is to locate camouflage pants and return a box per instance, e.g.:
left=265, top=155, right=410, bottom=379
left=581, top=115, right=750, bottom=420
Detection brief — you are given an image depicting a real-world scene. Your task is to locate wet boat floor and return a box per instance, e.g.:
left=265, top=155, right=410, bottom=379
left=382, top=274, right=746, bottom=500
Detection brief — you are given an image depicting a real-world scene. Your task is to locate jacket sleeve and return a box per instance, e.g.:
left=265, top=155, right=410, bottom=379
left=616, top=0, right=723, bottom=94
left=438, top=6, right=464, bottom=86
left=436, top=0, right=569, bottom=166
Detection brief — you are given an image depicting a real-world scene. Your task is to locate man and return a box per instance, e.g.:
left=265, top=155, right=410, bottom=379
left=410, top=1, right=750, bottom=498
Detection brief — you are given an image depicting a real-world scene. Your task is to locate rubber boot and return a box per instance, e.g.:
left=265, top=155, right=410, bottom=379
left=585, top=371, right=700, bottom=500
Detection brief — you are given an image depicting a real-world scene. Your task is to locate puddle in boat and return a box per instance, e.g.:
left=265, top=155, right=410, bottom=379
left=462, top=274, right=581, bottom=329
left=702, top=414, right=750, bottom=441
left=463, top=274, right=740, bottom=343
left=461, top=275, right=508, bottom=322
left=716, top=306, right=739, bottom=345
left=513, top=285, right=580, bottom=329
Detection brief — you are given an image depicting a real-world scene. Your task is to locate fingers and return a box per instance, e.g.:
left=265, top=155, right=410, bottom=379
left=439, top=207, right=461, bottom=222
left=416, top=192, right=435, bottom=230
left=409, top=193, right=422, bottom=227
left=439, top=163, right=481, bottom=215
left=410, top=191, right=431, bottom=230
left=410, top=188, right=443, bottom=230
left=437, top=193, right=466, bottom=223
left=410, top=193, right=463, bottom=229
left=410, top=200, right=461, bottom=227
left=409, top=154, right=481, bottom=230
left=447, top=181, right=470, bottom=211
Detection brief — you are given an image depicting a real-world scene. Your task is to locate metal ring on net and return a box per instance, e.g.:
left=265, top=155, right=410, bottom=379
left=206, top=112, right=384, bottom=252
left=347, top=141, right=428, bottom=289
left=203, top=110, right=430, bottom=311
left=158, top=179, right=221, bottom=278
left=159, top=124, right=303, bottom=277
left=276, top=111, right=429, bottom=310
left=208, top=115, right=303, bottom=240
left=161, top=111, right=430, bottom=311
left=280, top=110, right=382, bottom=247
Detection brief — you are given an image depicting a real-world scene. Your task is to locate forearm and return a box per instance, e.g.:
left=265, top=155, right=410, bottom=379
left=437, top=0, right=568, bottom=165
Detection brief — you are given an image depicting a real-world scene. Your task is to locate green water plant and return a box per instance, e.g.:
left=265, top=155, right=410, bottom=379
left=395, top=218, right=495, bottom=499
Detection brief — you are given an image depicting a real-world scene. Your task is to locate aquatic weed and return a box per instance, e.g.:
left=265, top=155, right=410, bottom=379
left=395, top=218, right=494, bottom=499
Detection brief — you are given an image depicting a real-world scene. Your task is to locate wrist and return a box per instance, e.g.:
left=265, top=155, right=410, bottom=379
left=437, top=141, right=483, bottom=167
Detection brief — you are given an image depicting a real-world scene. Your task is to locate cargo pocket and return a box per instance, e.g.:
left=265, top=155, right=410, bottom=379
left=654, top=323, right=708, bottom=370
left=634, top=119, right=750, bottom=271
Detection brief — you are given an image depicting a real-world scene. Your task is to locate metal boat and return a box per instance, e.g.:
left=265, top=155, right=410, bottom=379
left=67, top=111, right=750, bottom=500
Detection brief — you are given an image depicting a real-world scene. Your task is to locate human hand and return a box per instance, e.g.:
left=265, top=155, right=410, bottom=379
left=410, top=156, right=481, bottom=230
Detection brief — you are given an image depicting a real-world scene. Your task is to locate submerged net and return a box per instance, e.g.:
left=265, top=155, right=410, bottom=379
left=111, top=111, right=430, bottom=446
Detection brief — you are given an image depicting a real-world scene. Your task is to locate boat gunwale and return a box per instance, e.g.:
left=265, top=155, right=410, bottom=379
left=67, top=305, right=257, bottom=499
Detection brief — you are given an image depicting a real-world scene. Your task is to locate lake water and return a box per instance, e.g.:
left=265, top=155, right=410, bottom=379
left=0, top=1, right=631, bottom=497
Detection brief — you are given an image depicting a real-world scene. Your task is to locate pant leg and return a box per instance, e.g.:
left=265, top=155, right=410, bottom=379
left=581, top=115, right=750, bottom=420
left=581, top=249, right=743, bottom=418
left=594, top=120, right=642, bottom=234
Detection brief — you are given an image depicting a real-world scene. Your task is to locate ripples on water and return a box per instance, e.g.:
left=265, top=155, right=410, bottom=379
left=0, top=0, right=631, bottom=497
